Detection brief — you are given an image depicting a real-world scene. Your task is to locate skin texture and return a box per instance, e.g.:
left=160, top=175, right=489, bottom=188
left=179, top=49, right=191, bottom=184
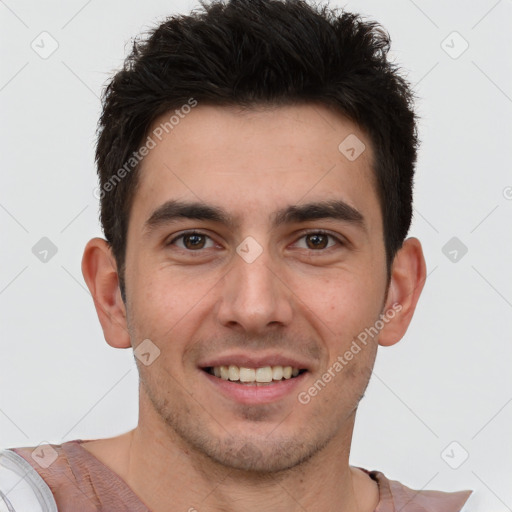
left=82, top=104, right=426, bottom=512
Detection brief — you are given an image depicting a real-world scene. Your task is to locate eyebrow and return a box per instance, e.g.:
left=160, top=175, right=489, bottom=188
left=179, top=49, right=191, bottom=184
left=143, top=198, right=366, bottom=236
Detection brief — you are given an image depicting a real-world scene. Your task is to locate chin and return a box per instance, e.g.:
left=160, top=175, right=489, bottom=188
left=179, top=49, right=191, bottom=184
left=189, top=430, right=330, bottom=474
left=146, top=380, right=340, bottom=474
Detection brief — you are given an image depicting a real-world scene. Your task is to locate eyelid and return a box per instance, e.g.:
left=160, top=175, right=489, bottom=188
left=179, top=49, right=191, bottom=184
left=167, top=230, right=217, bottom=248
left=166, top=228, right=347, bottom=251
left=295, top=229, right=347, bottom=247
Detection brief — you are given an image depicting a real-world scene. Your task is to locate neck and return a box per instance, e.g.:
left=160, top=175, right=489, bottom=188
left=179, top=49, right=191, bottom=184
left=117, top=400, right=378, bottom=512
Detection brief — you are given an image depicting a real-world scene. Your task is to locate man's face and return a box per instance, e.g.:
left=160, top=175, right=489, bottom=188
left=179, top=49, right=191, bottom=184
left=123, top=104, right=389, bottom=471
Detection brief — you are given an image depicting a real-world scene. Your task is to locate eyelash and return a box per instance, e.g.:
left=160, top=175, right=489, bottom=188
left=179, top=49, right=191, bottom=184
left=167, top=229, right=345, bottom=251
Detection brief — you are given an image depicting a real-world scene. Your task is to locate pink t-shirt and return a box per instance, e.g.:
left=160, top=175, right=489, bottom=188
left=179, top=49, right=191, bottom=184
left=10, top=440, right=472, bottom=511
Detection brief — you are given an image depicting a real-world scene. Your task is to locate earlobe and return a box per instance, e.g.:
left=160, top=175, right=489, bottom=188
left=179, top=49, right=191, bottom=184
left=378, top=237, right=427, bottom=347
left=81, top=237, right=132, bottom=349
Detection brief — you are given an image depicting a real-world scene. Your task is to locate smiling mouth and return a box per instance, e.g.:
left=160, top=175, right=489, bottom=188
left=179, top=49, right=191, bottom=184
left=203, top=365, right=307, bottom=385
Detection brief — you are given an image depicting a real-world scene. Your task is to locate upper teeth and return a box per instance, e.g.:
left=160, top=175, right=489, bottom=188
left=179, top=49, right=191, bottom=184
left=212, top=365, right=300, bottom=383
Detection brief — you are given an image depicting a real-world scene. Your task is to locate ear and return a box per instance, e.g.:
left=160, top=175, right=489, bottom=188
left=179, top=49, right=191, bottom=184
left=378, top=237, right=427, bottom=347
left=81, top=237, right=131, bottom=349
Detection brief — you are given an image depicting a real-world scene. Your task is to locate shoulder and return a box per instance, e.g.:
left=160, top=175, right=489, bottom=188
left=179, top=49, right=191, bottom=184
left=1, top=439, right=98, bottom=511
left=5, top=441, right=76, bottom=491
left=2, top=439, right=148, bottom=512
left=359, top=467, right=473, bottom=512
left=0, top=447, right=57, bottom=512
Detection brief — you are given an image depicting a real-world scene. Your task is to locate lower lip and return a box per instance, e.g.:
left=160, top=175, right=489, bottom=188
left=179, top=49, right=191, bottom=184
left=201, top=370, right=308, bottom=405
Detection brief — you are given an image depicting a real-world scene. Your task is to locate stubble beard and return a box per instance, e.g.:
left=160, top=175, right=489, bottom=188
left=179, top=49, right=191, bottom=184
left=139, top=366, right=369, bottom=476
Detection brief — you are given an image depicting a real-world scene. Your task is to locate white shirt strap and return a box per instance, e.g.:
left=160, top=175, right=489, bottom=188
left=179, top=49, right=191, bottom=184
left=0, top=450, right=57, bottom=512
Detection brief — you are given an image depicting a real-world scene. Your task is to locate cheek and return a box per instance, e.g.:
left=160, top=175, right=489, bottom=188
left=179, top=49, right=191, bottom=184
left=299, top=271, right=383, bottom=339
left=126, top=262, right=218, bottom=343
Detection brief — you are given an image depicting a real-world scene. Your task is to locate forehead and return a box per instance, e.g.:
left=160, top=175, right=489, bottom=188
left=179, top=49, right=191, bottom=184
left=132, top=103, right=381, bottom=233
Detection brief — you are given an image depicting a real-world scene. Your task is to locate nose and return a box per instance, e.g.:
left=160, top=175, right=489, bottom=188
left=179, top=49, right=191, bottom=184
left=216, top=245, right=293, bottom=334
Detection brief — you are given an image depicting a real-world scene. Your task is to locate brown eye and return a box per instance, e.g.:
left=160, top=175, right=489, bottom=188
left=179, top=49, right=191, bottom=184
left=292, top=231, right=343, bottom=251
left=169, top=232, right=215, bottom=250
left=305, top=233, right=329, bottom=250
left=183, top=233, right=206, bottom=249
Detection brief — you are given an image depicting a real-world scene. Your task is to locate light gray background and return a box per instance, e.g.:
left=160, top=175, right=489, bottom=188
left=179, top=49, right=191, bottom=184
left=1, top=0, right=511, bottom=508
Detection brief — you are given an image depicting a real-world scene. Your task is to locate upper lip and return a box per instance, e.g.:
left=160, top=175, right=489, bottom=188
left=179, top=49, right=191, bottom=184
left=199, top=352, right=311, bottom=371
